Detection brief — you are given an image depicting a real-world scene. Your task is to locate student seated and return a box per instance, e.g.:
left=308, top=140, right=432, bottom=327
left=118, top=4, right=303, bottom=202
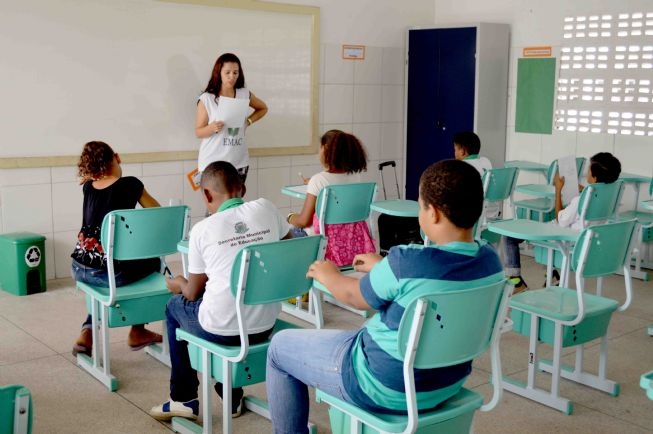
left=71, top=141, right=162, bottom=356
left=149, top=161, right=292, bottom=421
left=453, top=131, right=492, bottom=176
left=266, top=159, right=504, bottom=433
left=286, top=129, right=375, bottom=267
left=503, top=152, right=622, bottom=292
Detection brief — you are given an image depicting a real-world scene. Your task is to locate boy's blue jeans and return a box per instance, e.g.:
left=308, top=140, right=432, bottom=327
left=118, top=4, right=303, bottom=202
left=266, top=328, right=358, bottom=434
left=503, top=236, right=523, bottom=277
left=165, top=294, right=272, bottom=402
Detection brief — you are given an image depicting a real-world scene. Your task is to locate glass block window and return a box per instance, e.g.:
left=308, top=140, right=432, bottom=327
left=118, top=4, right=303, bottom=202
left=555, top=12, right=653, bottom=136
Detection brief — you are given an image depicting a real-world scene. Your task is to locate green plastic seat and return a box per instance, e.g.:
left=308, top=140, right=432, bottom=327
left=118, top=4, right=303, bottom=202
left=315, top=279, right=513, bottom=434
left=171, top=235, right=326, bottom=434
left=474, top=166, right=519, bottom=243
left=0, top=384, right=32, bottom=434
left=75, top=205, right=190, bottom=391
left=283, top=182, right=377, bottom=328
left=504, top=219, right=637, bottom=414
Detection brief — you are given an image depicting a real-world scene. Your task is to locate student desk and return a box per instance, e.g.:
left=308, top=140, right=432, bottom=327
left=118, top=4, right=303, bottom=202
left=487, top=219, right=579, bottom=287
left=370, top=199, right=419, bottom=217
left=281, top=184, right=307, bottom=200
left=504, top=160, right=548, bottom=175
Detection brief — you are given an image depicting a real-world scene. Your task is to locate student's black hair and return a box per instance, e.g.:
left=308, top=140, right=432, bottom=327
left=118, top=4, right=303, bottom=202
left=589, top=152, right=621, bottom=184
left=204, top=53, right=246, bottom=99
left=320, top=130, right=367, bottom=174
left=453, top=131, right=481, bottom=155
left=419, top=159, right=483, bottom=229
left=200, top=160, right=243, bottom=195
left=77, top=141, right=115, bottom=180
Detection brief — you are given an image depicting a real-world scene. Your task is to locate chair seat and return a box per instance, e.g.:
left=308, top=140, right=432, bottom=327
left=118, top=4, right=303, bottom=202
left=316, top=387, right=483, bottom=434
left=510, top=287, right=619, bottom=347
left=180, top=319, right=300, bottom=388
left=77, top=272, right=168, bottom=303
left=511, top=287, right=619, bottom=321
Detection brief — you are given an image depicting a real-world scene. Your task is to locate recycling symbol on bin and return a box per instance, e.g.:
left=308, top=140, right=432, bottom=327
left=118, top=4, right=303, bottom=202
left=25, top=246, right=42, bottom=268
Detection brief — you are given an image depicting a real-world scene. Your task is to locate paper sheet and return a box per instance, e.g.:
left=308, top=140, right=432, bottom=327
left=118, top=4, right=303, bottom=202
left=215, top=96, right=250, bottom=127
left=557, top=155, right=579, bottom=206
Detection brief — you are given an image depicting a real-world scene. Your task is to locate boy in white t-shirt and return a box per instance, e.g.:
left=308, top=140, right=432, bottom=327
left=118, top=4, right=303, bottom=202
left=453, top=131, right=492, bottom=176
left=150, top=161, right=292, bottom=422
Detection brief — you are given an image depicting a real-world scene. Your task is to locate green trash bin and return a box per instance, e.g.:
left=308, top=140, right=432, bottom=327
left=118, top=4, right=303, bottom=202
left=0, top=232, right=47, bottom=296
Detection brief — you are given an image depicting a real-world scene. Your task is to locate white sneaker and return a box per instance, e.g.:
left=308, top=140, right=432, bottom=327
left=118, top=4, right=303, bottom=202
left=149, top=398, right=199, bottom=421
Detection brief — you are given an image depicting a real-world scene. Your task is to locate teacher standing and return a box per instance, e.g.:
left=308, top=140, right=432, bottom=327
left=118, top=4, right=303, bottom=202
left=196, top=53, right=268, bottom=183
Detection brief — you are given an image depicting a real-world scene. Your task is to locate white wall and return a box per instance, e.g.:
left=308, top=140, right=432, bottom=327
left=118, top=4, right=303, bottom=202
left=433, top=0, right=653, bottom=198
left=0, top=0, right=435, bottom=279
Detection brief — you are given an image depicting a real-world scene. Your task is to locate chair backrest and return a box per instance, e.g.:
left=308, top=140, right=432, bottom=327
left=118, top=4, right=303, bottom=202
left=101, top=205, right=190, bottom=261
left=577, top=180, right=624, bottom=227
left=482, top=167, right=519, bottom=203
left=572, top=219, right=637, bottom=279
left=228, top=235, right=326, bottom=360
left=575, top=157, right=586, bottom=179
left=0, top=384, right=32, bottom=434
left=315, top=182, right=377, bottom=234
left=230, top=235, right=327, bottom=305
left=397, top=280, right=507, bottom=369
left=546, top=159, right=559, bottom=184
left=395, top=279, right=511, bottom=429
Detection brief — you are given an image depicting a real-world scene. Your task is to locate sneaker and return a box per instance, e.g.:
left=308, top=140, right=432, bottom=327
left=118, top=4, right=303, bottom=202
left=149, top=398, right=199, bottom=421
left=509, top=276, right=528, bottom=295
left=215, top=385, right=244, bottom=418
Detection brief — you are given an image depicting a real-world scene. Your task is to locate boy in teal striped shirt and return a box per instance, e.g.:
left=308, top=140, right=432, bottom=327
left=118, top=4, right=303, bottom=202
left=266, top=159, right=504, bottom=433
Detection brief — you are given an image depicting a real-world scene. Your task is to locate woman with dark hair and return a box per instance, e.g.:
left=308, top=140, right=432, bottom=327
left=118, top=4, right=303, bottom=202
left=195, top=53, right=268, bottom=183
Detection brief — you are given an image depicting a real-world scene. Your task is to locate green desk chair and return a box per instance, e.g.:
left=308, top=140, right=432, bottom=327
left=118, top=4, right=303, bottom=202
left=474, top=166, right=519, bottom=243
left=76, top=205, right=190, bottom=391
left=283, top=182, right=377, bottom=328
left=0, top=384, right=32, bottom=434
left=534, top=180, right=625, bottom=287
left=315, top=279, right=512, bottom=434
left=619, top=178, right=653, bottom=281
left=171, top=235, right=326, bottom=434
left=514, top=159, right=558, bottom=222
left=505, top=219, right=637, bottom=414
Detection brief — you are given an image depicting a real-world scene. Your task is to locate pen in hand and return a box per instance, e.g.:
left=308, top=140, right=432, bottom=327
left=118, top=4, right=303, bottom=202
left=164, top=266, right=173, bottom=279
left=298, top=172, right=308, bottom=185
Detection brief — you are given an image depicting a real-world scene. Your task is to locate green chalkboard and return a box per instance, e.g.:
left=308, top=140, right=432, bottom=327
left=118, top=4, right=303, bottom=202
left=515, top=58, right=556, bottom=134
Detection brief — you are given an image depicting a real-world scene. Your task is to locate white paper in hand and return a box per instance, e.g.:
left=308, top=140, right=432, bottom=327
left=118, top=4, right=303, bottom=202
left=557, top=155, right=579, bottom=206
left=215, top=96, right=250, bottom=127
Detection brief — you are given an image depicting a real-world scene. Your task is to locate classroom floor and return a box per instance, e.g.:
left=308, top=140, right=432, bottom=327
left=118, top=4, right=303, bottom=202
left=1, top=255, right=652, bottom=434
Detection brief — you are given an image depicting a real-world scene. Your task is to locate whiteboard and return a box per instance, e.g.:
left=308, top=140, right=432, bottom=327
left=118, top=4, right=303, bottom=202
left=0, top=0, right=319, bottom=166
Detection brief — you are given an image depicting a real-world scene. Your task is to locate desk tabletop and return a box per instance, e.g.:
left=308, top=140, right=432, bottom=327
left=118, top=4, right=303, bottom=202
left=515, top=184, right=554, bottom=197
left=370, top=199, right=419, bottom=217
left=619, top=172, right=652, bottom=184
left=641, top=200, right=653, bottom=212
left=281, top=184, right=307, bottom=199
left=504, top=160, right=548, bottom=172
left=487, top=219, right=578, bottom=241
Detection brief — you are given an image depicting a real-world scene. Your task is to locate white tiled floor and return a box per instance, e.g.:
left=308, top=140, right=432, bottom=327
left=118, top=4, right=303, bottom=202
left=1, top=257, right=652, bottom=433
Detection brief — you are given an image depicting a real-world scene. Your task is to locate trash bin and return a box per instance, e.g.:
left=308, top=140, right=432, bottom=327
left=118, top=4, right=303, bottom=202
left=0, top=232, right=46, bottom=296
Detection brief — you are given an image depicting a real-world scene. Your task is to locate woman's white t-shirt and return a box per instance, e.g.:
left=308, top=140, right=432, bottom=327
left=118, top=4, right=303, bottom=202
left=197, top=88, right=250, bottom=172
left=187, top=198, right=290, bottom=335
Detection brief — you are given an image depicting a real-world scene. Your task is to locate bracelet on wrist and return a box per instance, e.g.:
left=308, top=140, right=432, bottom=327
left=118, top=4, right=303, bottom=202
left=247, top=117, right=253, bottom=126
left=286, top=212, right=295, bottom=225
